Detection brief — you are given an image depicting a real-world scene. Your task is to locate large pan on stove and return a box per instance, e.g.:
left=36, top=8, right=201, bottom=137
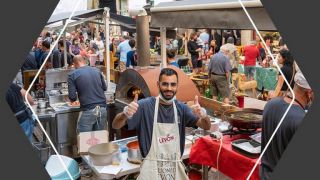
left=222, top=108, right=263, bottom=130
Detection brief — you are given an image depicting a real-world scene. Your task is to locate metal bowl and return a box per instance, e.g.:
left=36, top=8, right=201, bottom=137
left=88, top=143, right=119, bottom=166
left=126, top=140, right=142, bottom=164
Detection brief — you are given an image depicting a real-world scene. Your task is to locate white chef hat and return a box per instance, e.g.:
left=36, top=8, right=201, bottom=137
left=294, top=70, right=311, bottom=90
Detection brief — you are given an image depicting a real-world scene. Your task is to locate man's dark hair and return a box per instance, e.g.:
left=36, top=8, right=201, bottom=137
left=129, top=39, right=135, bottom=48
left=166, top=48, right=176, bottom=59
left=159, top=68, right=178, bottom=82
left=123, top=35, right=130, bottom=40
left=45, top=32, right=51, bottom=37
left=42, top=40, right=50, bottom=49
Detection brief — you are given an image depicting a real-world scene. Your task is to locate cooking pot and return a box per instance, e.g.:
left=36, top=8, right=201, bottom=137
left=222, top=108, right=263, bottom=130
left=88, top=142, right=119, bottom=166
left=127, top=140, right=142, bottom=164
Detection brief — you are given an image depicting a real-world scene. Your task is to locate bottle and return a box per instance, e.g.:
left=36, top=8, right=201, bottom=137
left=205, top=88, right=210, bottom=98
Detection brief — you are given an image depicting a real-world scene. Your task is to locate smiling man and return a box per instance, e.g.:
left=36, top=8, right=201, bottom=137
left=112, top=68, right=210, bottom=180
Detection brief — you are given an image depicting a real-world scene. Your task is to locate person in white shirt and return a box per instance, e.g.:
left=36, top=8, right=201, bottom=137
left=95, top=36, right=104, bottom=51
left=220, top=37, right=239, bottom=72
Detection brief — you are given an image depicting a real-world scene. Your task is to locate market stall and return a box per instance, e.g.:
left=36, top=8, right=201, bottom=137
left=30, top=0, right=279, bottom=179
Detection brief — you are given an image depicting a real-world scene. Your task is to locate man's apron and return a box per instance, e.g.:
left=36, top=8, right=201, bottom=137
left=137, top=96, right=189, bottom=180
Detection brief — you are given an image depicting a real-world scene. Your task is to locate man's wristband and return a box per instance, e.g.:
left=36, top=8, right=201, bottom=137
left=123, top=106, right=132, bottom=119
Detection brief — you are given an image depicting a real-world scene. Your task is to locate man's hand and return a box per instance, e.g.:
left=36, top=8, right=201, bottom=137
left=123, top=94, right=139, bottom=119
left=191, top=95, right=207, bottom=119
left=191, top=95, right=211, bottom=130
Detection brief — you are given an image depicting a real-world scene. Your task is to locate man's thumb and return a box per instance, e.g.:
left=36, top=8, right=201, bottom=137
left=133, top=94, right=139, bottom=102
left=194, top=95, right=199, bottom=105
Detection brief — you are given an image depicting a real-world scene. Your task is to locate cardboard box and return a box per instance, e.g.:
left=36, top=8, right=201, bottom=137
left=77, top=130, right=109, bottom=155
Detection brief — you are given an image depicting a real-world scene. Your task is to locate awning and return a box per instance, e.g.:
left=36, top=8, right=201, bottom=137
left=150, top=0, right=276, bottom=31
left=46, top=9, right=175, bottom=37
left=47, top=9, right=104, bottom=25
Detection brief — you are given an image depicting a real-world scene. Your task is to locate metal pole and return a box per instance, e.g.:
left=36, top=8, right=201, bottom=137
left=63, top=19, right=67, bottom=68
left=160, top=27, right=167, bottom=68
left=104, top=7, right=111, bottom=91
left=202, top=165, right=209, bottom=180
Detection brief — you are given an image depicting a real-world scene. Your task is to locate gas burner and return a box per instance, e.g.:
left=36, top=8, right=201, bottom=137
left=223, top=126, right=258, bottom=137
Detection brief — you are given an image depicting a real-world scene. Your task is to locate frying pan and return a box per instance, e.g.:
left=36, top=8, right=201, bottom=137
left=222, top=108, right=263, bottom=130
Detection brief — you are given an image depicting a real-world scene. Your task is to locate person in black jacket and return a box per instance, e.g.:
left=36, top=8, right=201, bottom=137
left=260, top=71, right=313, bottom=180
left=6, top=83, right=35, bottom=142
left=187, top=32, right=202, bottom=74
left=51, top=40, right=73, bottom=68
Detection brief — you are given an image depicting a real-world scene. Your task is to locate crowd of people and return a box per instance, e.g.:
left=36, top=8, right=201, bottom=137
left=21, top=26, right=101, bottom=73
left=13, top=24, right=140, bottom=141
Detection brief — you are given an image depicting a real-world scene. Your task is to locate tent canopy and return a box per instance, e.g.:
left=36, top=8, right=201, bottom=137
left=46, top=8, right=176, bottom=38
left=150, top=0, right=276, bottom=31
left=47, top=9, right=136, bottom=28
left=47, top=9, right=104, bottom=25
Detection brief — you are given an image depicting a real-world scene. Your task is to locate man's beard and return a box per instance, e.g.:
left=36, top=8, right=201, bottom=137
left=159, top=89, right=177, bottom=104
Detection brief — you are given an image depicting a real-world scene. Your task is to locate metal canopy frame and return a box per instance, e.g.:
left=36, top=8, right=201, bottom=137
left=149, top=0, right=276, bottom=67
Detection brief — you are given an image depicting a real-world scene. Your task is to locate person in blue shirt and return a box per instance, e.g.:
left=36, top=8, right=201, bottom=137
left=166, top=48, right=179, bottom=68
left=38, top=40, right=51, bottom=69
left=126, top=39, right=137, bottom=68
left=117, top=36, right=132, bottom=72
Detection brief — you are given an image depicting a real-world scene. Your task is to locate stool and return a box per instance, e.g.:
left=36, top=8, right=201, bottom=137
left=45, top=155, right=80, bottom=180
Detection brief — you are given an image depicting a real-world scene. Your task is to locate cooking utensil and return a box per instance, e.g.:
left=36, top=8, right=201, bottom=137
left=49, top=89, right=60, bottom=96
left=88, top=143, right=119, bottom=166
left=222, top=108, right=263, bottom=130
left=37, top=98, right=47, bottom=109
left=210, top=118, right=220, bottom=132
left=126, top=140, right=142, bottom=164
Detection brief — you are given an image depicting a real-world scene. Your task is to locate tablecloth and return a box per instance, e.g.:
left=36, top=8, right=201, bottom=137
left=238, top=64, right=278, bottom=91
left=189, top=135, right=260, bottom=180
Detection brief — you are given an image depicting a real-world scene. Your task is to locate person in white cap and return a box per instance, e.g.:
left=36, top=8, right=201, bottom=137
left=260, top=70, right=313, bottom=180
